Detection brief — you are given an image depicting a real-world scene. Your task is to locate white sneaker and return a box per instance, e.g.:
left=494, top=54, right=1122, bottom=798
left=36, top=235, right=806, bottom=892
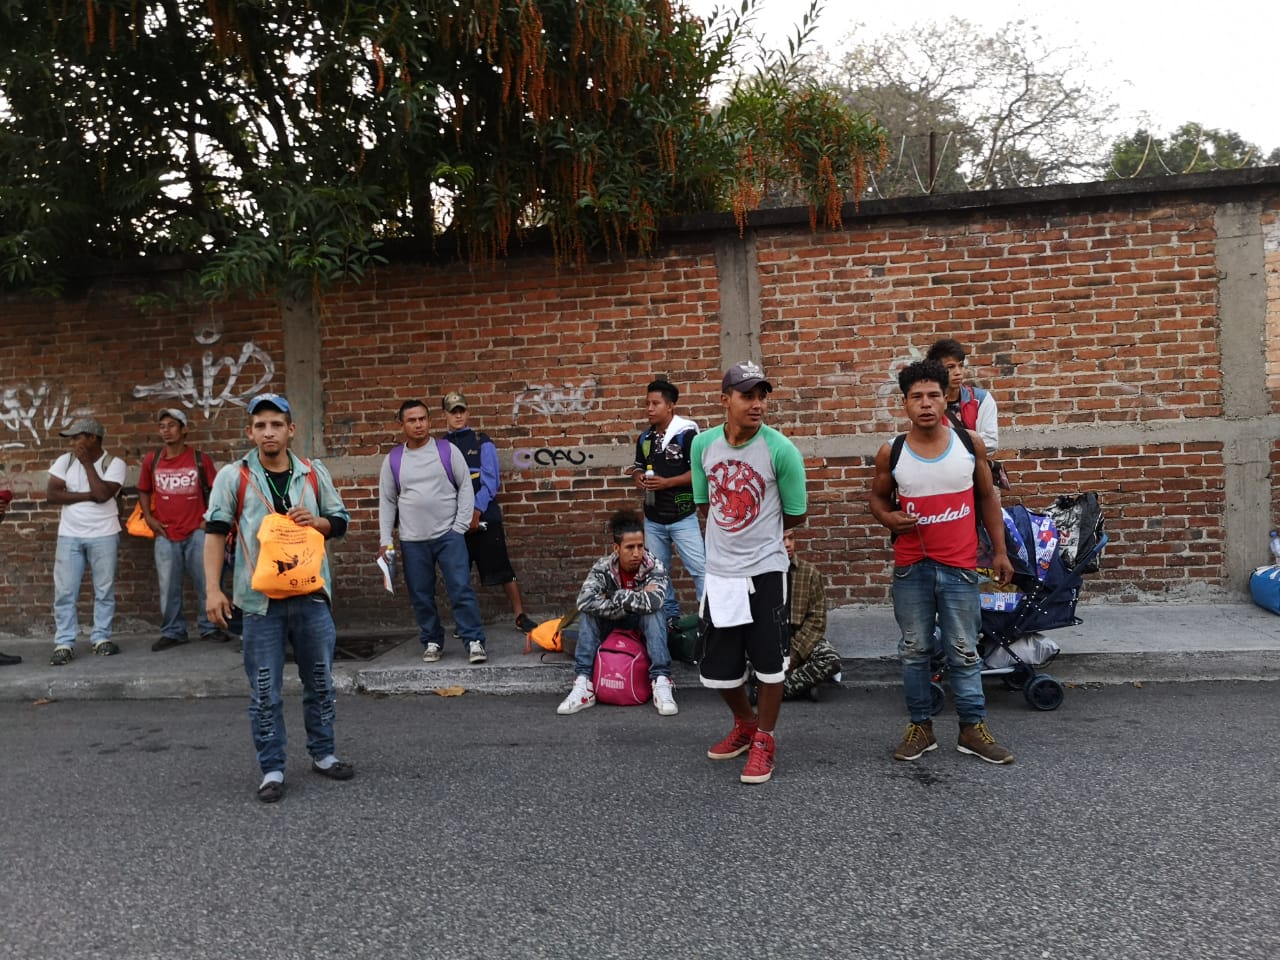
left=652, top=676, right=678, bottom=716
left=422, top=642, right=442, bottom=663
left=468, top=641, right=487, bottom=664
left=556, top=676, right=596, bottom=715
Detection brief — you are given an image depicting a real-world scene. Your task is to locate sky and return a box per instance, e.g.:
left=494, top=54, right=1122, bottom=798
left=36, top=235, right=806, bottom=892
left=684, top=0, right=1280, bottom=154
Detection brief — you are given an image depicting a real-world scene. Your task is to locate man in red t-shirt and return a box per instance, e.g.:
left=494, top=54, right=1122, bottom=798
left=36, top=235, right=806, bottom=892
left=137, top=408, right=224, bottom=650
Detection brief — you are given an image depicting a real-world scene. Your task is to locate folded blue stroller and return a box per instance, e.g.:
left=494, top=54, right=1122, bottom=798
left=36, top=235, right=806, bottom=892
left=931, top=493, right=1108, bottom=712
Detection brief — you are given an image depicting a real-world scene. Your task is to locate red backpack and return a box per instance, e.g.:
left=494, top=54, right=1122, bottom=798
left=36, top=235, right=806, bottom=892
left=591, top=629, right=652, bottom=706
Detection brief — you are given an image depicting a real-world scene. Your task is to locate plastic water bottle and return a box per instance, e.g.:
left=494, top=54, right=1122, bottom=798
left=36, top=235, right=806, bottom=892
left=1269, top=530, right=1280, bottom=563
left=643, top=465, right=656, bottom=506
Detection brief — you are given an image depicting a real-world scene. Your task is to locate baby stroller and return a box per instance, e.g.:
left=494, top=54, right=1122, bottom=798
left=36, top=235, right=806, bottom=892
left=931, top=493, right=1107, bottom=713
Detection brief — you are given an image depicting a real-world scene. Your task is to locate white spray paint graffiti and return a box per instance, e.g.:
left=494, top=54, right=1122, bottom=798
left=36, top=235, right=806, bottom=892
left=133, top=340, right=276, bottom=416
left=0, top=382, right=94, bottom=449
left=511, top=377, right=601, bottom=423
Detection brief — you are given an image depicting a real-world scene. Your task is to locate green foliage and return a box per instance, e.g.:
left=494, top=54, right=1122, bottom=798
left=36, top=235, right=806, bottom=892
left=1103, top=123, right=1271, bottom=179
left=0, top=0, right=886, bottom=297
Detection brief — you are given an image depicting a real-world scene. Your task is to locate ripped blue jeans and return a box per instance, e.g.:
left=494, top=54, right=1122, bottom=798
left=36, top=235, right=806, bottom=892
left=241, top=594, right=338, bottom=775
left=892, top=560, right=986, bottom=724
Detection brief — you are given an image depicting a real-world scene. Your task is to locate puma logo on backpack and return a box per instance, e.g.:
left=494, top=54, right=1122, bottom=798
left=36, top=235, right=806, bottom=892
left=591, top=629, right=651, bottom=706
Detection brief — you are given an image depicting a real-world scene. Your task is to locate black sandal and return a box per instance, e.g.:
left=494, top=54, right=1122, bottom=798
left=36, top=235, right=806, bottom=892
left=257, top=780, right=284, bottom=803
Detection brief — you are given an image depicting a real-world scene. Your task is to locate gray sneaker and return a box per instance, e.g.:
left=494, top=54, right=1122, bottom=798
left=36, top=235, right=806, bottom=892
left=468, top=641, right=487, bottom=664
left=422, top=642, right=443, bottom=663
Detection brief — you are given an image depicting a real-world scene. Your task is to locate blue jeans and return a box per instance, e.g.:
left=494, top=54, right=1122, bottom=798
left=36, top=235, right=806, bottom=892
left=401, top=533, right=486, bottom=649
left=241, top=594, right=338, bottom=775
left=573, top=611, right=671, bottom=680
left=53, top=534, right=119, bottom=647
left=155, top=529, right=218, bottom=639
left=892, top=559, right=986, bottom=724
left=643, top=513, right=706, bottom=621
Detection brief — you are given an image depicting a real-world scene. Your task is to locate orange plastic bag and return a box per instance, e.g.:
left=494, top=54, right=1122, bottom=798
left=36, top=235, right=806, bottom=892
left=250, top=513, right=326, bottom=599
left=126, top=500, right=155, bottom=538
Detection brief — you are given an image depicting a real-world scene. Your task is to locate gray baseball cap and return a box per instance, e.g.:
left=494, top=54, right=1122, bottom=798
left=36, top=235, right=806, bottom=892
left=158, top=408, right=188, bottom=426
left=59, top=417, right=105, bottom=439
left=721, top=360, right=773, bottom=394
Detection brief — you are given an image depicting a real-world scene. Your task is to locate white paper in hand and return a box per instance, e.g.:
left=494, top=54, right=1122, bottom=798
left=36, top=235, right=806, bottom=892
left=376, top=555, right=395, bottom=593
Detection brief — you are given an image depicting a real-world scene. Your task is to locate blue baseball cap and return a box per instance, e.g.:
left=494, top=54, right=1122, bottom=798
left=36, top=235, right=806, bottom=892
left=248, top=393, right=291, bottom=415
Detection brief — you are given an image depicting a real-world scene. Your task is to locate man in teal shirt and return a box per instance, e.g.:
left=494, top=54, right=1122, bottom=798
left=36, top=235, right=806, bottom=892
left=203, top=393, right=353, bottom=804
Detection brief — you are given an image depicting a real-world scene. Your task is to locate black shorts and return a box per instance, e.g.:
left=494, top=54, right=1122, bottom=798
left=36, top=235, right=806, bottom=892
left=697, top=570, right=791, bottom=687
left=465, top=517, right=517, bottom=586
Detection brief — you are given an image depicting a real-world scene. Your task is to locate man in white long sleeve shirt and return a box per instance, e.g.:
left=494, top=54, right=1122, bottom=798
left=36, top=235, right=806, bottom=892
left=379, top=399, right=487, bottom=664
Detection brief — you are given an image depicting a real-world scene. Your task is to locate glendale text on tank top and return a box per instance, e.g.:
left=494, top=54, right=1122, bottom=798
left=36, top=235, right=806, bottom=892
left=892, top=432, right=978, bottom=569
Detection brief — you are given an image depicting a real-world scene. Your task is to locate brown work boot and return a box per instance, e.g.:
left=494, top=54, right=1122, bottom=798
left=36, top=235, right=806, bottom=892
left=957, top=721, right=1014, bottom=765
left=892, top=720, right=937, bottom=761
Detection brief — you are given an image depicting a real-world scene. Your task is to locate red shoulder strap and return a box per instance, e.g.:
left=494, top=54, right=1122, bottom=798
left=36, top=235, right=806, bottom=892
left=298, top=458, right=320, bottom=504
left=235, top=463, right=251, bottom=516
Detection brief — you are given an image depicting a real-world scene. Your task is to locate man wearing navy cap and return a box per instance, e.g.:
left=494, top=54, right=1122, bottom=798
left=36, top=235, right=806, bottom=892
left=203, top=393, right=354, bottom=803
left=136, top=408, right=224, bottom=651
left=47, top=417, right=126, bottom=666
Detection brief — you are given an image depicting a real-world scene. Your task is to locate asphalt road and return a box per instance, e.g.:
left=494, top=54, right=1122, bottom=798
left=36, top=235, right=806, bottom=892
left=2, top=681, right=1276, bottom=960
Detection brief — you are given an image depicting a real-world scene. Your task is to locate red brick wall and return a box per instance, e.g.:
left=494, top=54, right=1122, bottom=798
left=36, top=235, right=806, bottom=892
left=1, top=185, right=1275, bottom=635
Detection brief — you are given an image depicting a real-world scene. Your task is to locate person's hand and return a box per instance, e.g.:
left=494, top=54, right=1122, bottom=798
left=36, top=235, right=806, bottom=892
left=468, top=510, right=482, bottom=532
left=885, top=510, right=920, bottom=536
left=378, top=544, right=393, bottom=560
left=146, top=515, right=167, bottom=537
left=287, top=505, right=316, bottom=527
left=644, top=582, right=663, bottom=593
left=206, top=587, right=232, bottom=629
left=990, top=554, right=1015, bottom=587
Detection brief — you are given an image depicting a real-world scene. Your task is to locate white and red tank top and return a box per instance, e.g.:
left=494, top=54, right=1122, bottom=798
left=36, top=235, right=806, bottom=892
left=892, top=432, right=978, bottom=569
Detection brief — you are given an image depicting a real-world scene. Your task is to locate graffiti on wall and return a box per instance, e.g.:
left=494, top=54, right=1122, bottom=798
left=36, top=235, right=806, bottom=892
left=0, top=460, right=43, bottom=495
left=0, top=382, right=94, bottom=449
left=872, top=348, right=925, bottom=428
left=513, top=447, right=597, bottom=469
left=511, top=377, right=600, bottom=423
left=133, top=339, right=276, bottom=416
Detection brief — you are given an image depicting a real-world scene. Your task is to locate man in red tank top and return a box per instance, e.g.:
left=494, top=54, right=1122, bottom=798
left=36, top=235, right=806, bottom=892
left=870, top=360, right=1015, bottom=766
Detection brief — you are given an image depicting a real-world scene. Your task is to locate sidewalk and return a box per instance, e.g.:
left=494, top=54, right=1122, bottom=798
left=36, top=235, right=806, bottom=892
left=0, top=600, right=1277, bottom=702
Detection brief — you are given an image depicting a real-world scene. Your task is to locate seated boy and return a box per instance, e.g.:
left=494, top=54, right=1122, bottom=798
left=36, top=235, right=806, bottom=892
left=782, top=529, right=842, bottom=701
left=556, top=510, right=678, bottom=717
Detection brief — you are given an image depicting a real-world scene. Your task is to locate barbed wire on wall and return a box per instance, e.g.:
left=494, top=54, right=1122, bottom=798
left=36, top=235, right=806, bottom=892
left=858, top=132, right=1275, bottom=201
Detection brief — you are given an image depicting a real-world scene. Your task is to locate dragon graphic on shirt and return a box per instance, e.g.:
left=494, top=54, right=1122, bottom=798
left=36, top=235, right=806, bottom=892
left=708, top=459, right=765, bottom=533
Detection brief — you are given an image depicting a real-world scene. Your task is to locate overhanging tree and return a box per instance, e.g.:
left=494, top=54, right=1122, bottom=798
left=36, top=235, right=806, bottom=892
left=808, top=17, right=1115, bottom=196
left=0, top=0, right=885, bottom=298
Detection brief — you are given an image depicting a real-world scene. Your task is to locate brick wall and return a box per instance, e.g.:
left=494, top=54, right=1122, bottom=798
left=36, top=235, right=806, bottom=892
left=2, top=172, right=1278, bottom=635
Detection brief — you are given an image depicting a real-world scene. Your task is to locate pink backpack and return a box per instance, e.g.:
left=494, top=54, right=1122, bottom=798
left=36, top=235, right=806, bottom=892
left=591, top=629, right=652, bottom=706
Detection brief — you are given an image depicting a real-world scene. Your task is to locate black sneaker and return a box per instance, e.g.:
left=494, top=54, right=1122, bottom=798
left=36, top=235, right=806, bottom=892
left=50, top=647, right=75, bottom=666
left=92, top=641, right=120, bottom=656
left=515, top=613, right=539, bottom=633
left=311, top=760, right=355, bottom=781
left=199, top=629, right=231, bottom=643
left=151, top=636, right=188, bottom=652
left=0, top=651, right=22, bottom=666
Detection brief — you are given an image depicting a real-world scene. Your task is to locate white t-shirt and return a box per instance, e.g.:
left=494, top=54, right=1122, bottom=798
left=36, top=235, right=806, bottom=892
left=50, top=451, right=126, bottom=538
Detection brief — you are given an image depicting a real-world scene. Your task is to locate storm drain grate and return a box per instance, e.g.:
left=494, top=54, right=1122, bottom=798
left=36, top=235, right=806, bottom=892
left=333, top=635, right=404, bottom=661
